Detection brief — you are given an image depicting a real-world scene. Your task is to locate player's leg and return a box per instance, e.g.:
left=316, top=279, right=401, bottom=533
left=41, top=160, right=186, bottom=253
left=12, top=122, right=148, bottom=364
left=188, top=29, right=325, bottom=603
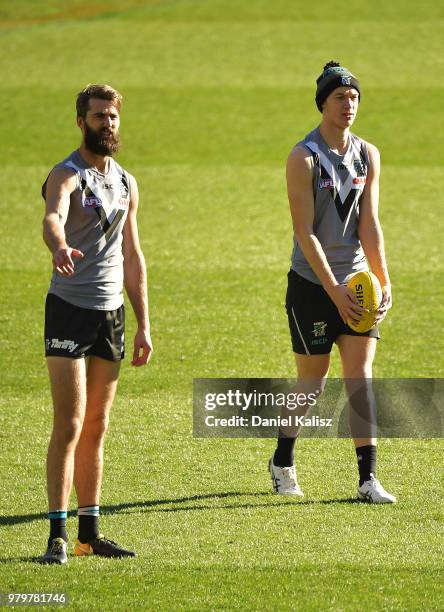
left=336, top=334, right=377, bottom=447
left=277, top=352, right=330, bottom=441
left=47, top=357, right=87, bottom=509
left=271, top=270, right=335, bottom=495
left=74, top=355, right=120, bottom=510
left=337, top=334, right=396, bottom=503
left=41, top=356, right=87, bottom=563
left=270, top=353, right=330, bottom=495
left=73, top=306, right=135, bottom=558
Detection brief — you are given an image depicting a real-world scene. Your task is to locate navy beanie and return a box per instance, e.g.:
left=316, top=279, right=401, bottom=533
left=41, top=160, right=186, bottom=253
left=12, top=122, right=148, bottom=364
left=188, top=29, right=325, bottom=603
left=315, top=65, right=361, bottom=112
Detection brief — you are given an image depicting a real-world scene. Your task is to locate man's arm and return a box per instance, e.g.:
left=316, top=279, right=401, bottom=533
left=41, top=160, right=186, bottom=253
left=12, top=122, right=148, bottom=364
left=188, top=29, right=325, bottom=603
left=358, top=143, right=392, bottom=323
left=122, top=176, right=153, bottom=367
left=42, top=168, right=84, bottom=275
left=287, top=146, right=364, bottom=324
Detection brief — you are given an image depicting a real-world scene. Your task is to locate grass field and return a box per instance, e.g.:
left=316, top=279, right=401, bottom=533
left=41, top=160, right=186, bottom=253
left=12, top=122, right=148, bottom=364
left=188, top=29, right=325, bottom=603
left=0, top=1, right=443, bottom=610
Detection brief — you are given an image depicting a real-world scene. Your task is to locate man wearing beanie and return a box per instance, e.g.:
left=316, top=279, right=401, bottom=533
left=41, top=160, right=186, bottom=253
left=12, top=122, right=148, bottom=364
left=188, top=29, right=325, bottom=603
left=269, top=61, right=396, bottom=503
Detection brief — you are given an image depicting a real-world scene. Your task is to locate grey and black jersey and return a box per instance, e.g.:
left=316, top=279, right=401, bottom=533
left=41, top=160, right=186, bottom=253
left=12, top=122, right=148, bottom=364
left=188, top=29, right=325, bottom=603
left=290, top=127, right=369, bottom=285
left=42, top=150, right=131, bottom=310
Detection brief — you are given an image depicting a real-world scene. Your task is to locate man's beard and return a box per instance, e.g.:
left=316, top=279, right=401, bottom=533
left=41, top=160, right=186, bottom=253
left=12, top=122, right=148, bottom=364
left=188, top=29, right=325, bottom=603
left=84, top=122, right=121, bottom=156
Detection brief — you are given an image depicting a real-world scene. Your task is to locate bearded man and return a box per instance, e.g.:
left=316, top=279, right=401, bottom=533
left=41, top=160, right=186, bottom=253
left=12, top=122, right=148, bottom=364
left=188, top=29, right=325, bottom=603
left=40, top=84, right=153, bottom=563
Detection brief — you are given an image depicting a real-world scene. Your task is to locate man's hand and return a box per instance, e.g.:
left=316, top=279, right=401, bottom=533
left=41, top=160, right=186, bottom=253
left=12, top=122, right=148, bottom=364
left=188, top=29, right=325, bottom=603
left=327, top=284, right=367, bottom=325
left=53, top=246, right=84, bottom=276
left=375, top=284, right=392, bottom=324
left=131, top=328, right=153, bottom=367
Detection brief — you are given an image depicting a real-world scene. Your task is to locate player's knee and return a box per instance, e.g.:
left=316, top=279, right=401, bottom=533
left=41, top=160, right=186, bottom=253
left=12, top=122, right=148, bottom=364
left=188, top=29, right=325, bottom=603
left=344, top=366, right=372, bottom=379
left=296, top=376, right=328, bottom=398
left=82, top=414, right=109, bottom=441
left=53, top=415, right=83, bottom=446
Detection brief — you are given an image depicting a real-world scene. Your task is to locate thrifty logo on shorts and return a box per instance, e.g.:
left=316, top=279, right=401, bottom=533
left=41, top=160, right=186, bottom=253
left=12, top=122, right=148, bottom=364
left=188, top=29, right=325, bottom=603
left=46, top=338, right=79, bottom=353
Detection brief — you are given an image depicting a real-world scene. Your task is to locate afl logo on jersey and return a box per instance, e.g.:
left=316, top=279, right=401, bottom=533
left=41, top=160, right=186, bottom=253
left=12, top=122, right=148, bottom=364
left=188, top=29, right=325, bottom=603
left=83, top=196, right=102, bottom=208
left=319, top=178, right=334, bottom=190
left=353, top=177, right=366, bottom=185
left=80, top=179, right=103, bottom=208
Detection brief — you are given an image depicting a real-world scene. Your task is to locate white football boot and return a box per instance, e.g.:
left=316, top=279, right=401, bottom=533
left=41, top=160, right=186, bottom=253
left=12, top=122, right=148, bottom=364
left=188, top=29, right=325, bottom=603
left=357, top=474, right=396, bottom=503
left=268, top=457, right=304, bottom=496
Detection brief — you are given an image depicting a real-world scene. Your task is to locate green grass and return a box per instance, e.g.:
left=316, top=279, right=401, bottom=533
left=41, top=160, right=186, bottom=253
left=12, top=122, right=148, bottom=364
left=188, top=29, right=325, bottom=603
left=0, top=0, right=443, bottom=610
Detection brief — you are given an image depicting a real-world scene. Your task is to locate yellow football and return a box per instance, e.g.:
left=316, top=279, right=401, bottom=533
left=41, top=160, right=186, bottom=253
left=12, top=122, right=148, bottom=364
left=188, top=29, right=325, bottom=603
left=346, top=271, right=382, bottom=333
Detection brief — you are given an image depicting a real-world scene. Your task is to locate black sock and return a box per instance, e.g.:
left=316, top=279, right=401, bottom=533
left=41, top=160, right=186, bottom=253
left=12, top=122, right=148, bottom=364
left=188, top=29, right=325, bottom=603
left=273, top=436, right=296, bottom=467
left=48, top=511, right=67, bottom=544
left=77, top=506, right=100, bottom=543
left=356, top=445, right=377, bottom=486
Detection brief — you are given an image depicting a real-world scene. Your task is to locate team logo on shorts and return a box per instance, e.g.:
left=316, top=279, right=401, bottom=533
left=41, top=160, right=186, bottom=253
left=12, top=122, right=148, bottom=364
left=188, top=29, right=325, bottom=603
left=312, top=321, right=327, bottom=337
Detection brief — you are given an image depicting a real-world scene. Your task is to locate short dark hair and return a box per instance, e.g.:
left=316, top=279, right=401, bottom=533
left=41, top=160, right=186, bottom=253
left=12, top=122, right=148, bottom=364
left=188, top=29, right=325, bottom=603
left=76, top=84, right=122, bottom=118
left=322, top=60, right=341, bottom=72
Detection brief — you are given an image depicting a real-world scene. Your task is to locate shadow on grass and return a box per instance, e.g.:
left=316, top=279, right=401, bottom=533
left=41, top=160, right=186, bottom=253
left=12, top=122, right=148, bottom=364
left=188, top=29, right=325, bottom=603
left=0, top=556, right=44, bottom=564
left=103, top=492, right=362, bottom=515
left=0, top=492, right=362, bottom=527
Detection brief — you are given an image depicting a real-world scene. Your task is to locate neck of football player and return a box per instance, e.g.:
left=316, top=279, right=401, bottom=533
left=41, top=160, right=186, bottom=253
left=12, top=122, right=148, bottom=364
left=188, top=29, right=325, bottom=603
left=319, top=120, right=350, bottom=156
left=79, top=143, right=111, bottom=174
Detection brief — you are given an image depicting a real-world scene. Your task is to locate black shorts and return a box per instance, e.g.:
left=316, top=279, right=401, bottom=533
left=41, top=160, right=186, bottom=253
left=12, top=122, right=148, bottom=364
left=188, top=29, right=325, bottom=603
left=286, top=269, right=380, bottom=355
left=45, top=293, right=125, bottom=361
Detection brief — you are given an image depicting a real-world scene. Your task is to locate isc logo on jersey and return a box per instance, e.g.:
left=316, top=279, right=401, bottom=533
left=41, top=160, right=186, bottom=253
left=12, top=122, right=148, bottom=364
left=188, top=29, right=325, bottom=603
left=319, top=178, right=334, bottom=190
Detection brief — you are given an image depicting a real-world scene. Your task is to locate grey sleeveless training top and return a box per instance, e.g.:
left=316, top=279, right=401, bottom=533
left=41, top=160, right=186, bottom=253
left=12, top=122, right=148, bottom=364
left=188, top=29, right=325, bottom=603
left=42, top=150, right=131, bottom=310
left=291, top=127, right=369, bottom=285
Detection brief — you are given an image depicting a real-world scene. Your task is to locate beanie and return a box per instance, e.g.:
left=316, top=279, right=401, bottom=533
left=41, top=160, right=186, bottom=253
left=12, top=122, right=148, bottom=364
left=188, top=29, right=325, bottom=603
left=315, top=64, right=361, bottom=112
